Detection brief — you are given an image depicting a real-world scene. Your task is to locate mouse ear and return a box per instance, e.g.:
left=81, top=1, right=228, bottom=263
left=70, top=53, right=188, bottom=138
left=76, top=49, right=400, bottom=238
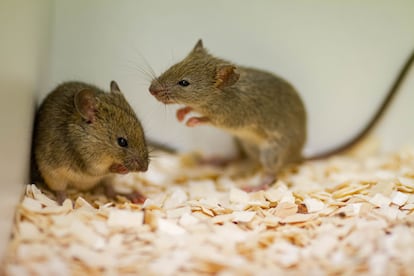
left=74, top=89, right=97, bottom=123
left=110, top=80, right=122, bottom=94
left=192, top=39, right=205, bottom=53
left=215, top=65, right=240, bottom=89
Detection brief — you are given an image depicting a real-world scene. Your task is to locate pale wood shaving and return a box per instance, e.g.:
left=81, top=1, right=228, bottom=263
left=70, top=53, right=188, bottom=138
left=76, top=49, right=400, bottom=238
left=3, top=147, right=414, bottom=275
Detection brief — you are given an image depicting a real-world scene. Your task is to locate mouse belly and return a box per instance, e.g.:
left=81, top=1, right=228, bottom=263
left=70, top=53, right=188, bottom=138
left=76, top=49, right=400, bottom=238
left=235, top=127, right=302, bottom=173
left=41, top=167, right=107, bottom=191
left=225, top=126, right=269, bottom=146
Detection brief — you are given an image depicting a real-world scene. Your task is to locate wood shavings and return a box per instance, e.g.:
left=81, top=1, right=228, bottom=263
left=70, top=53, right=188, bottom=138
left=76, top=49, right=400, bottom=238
left=229, top=187, right=249, bottom=204
left=303, top=197, right=325, bottom=213
left=3, top=147, right=414, bottom=275
left=280, top=213, right=318, bottom=224
left=107, top=209, right=144, bottom=228
left=163, top=188, right=188, bottom=209
left=391, top=191, right=408, bottom=206
left=273, top=202, right=298, bottom=218
left=157, top=218, right=187, bottom=235
left=397, top=176, right=414, bottom=193
left=232, top=211, right=256, bottom=223
left=179, top=213, right=199, bottom=226
left=369, top=193, right=392, bottom=207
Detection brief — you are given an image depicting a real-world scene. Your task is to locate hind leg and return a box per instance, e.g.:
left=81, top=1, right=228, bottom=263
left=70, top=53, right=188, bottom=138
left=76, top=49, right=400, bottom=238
left=260, top=137, right=303, bottom=185
left=40, top=169, right=69, bottom=204
left=260, top=143, right=286, bottom=176
left=239, top=139, right=261, bottom=162
left=237, top=140, right=282, bottom=191
left=244, top=140, right=291, bottom=192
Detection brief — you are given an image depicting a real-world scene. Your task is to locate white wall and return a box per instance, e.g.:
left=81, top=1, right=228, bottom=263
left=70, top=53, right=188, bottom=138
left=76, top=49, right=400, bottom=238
left=0, top=0, right=52, bottom=259
left=46, top=0, right=414, bottom=157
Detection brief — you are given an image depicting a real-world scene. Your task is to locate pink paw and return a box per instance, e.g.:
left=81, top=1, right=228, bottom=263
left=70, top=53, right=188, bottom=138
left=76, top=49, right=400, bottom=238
left=176, top=106, right=193, bottom=122
left=242, top=183, right=270, bottom=193
left=186, top=116, right=209, bottom=127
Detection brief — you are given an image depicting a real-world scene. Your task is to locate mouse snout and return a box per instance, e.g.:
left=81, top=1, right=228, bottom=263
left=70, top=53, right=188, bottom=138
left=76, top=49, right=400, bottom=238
left=149, top=83, right=174, bottom=104
left=128, top=157, right=148, bottom=173
left=149, top=83, right=163, bottom=96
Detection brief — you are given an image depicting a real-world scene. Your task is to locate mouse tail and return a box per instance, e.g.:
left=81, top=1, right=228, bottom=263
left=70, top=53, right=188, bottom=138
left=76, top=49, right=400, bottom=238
left=306, top=48, right=414, bottom=161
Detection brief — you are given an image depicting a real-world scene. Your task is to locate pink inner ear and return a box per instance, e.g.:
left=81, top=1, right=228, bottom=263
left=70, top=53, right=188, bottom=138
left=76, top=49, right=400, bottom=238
left=80, top=97, right=96, bottom=123
left=84, top=105, right=96, bottom=123
left=215, top=65, right=240, bottom=88
left=74, top=89, right=97, bottom=123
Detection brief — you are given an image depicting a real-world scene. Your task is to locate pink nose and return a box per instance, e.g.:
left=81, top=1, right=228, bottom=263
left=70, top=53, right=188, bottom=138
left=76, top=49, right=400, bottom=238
left=149, top=84, right=160, bottom=96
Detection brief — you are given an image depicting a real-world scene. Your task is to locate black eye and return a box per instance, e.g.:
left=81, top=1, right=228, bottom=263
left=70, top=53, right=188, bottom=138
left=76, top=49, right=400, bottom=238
left=178, top=80, right=190, bottom=87
left=117, top=137, right=128, bottom=148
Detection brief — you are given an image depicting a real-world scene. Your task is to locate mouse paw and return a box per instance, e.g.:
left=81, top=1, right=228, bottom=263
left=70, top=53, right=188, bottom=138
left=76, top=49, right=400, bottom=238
left=123, top=191, right=147, bottom=204
left=104, top=184, right=146, bottom=204
left=55, top=190, right=67, bottom=205
left=176, top=106, right=193, bottom=122
left=186, top=116, right=209, bottom=127
left=242, top=183, right=270, bottom=193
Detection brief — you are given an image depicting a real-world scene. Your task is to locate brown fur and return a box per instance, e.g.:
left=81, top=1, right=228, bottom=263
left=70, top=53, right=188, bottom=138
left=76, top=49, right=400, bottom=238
left=150, top=41, right=413, bottom=187
left=149, top=40, right=306, bottom=182
left=33, top=81, right=149, bottom=194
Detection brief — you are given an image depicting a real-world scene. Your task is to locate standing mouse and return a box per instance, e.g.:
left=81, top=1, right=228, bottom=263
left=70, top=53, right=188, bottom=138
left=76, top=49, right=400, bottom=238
left=32, top=81, right=149, bottom=203
left=149, top=40, right=414, bottom=189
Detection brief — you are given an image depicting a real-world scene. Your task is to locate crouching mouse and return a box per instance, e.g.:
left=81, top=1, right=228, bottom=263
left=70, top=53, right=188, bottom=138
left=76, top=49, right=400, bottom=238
left=32, top=81, right=149, bottom=203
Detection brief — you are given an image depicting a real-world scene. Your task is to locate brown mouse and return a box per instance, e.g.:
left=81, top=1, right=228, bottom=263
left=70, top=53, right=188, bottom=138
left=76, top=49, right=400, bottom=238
left=32, top=81, right=149, bottom=203
left=149, top=40, right=414, bottom=189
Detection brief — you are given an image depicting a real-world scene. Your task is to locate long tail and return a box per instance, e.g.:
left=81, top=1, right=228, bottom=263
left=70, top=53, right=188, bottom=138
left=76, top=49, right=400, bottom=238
left=307, top=48, right=414, bottom=160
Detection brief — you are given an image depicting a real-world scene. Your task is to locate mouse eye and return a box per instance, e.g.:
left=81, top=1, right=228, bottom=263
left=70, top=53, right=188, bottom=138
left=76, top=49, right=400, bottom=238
left=178, top=80, right=190, bottom=87
left=117, top=137, right=128, bottom=148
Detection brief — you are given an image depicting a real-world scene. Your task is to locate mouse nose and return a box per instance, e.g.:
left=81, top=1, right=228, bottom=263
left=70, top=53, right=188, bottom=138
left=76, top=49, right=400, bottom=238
left=129, top=157, right=148, bottom=172
left=149, top=84, right=161, bottom=96
left=139, top=159, right=149, bottom=172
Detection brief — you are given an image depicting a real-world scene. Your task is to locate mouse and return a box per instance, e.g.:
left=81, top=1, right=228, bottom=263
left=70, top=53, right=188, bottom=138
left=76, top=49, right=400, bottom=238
left=32, top=80, right=149, bottom=204
left=149, top=39, right=414, bottom=190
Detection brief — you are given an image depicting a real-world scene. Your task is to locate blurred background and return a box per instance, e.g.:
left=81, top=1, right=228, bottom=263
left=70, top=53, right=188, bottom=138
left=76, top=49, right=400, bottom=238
left=44, top=0, right=414, bottom=157
left=1, top=0, right=413, bottom=257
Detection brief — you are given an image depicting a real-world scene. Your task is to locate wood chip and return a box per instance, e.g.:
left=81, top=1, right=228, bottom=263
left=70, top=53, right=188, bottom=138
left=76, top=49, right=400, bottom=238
left=369, top=193, right=391, bottom=207
left=229, top=187, right=249, bottom=204
left=4, top=147, right=414, bottom=275
left=391, top=191, right=408, bottom=206
left=232, top=211, right=256, bottom=223
left=157, top=218, right=186, bottom=235
left=274, top=202, right=298, bottom=218
left=107, top=209, right=144, bottom=228
left=303, top=198, right=325, bottom=213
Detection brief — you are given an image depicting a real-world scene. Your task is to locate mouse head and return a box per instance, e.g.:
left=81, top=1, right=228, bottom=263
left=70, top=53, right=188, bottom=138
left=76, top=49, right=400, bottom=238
left=149, top=39, right=240, bottom=108
left=74, top=81, right=149, bottom=175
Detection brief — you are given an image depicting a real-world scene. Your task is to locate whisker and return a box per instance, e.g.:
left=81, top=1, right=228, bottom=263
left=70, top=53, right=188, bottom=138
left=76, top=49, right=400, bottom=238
left=122, top=61, right=154, bottom=81
left=132, top=49, right=158, bottom=80
left=126, top=44, right=162, bottom=87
